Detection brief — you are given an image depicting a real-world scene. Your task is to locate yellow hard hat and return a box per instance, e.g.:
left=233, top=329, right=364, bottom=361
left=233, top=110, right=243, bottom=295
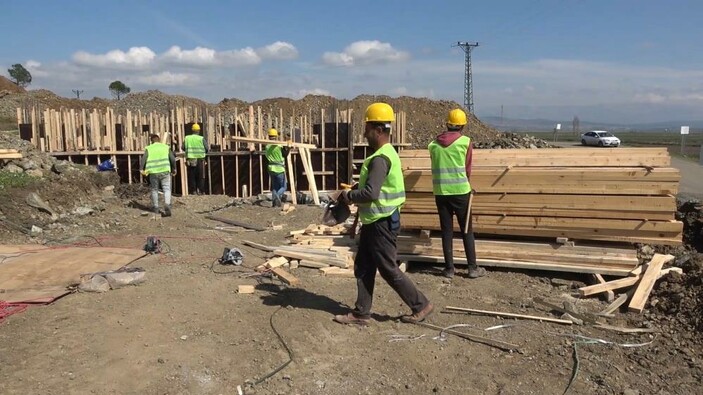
left=447, top=109, right=467, bottom=127
left=192, top=123, right=201, bottom=132
left=268, top=128, right=278, bottom=137
left=364, top=103, right=394, bottom=123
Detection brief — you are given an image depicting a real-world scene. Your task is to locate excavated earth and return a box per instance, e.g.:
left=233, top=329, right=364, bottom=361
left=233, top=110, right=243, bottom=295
left=0, top=91, right=701, bottom=395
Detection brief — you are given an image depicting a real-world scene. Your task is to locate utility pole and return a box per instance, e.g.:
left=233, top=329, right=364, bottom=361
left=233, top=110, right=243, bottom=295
left=72, top=89, right=84, bottom=99
left=453, top=41, right=479, bottom=113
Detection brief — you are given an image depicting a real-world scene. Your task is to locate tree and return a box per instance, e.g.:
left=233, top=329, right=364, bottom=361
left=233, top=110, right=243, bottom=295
left=108, top=80, right=131, bottom=100
left=8, top=64, right=32, bottom=87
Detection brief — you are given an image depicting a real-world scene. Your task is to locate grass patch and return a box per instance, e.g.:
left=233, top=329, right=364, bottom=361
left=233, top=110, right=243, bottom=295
left=0, top=170, right=38, bottom=189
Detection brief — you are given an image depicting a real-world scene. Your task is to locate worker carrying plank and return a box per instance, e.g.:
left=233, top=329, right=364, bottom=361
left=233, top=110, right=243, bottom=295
left=428, top=108, right=486, bottom=279
left=141, top=134, right=176, bottom=217
left=333, top=102, right=433, bottom=326
left=265, top=128, right=289, bottom=207
left=183, top=123, right=208, bottom=195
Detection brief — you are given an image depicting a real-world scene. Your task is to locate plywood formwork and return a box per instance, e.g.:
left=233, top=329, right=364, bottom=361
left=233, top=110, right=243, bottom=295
left=24, top=104, right=408, bottom=198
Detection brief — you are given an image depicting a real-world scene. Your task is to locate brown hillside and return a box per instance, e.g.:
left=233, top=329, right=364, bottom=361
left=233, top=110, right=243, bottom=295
left=1, top=88, right=527, bottom=148
left=0, top=76, right=25, bottom=94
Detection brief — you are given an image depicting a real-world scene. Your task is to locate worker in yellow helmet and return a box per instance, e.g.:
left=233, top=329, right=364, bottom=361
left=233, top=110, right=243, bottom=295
left=265, top=128, right=289, bottom=207
left=183, top=123, right=208, bottom=195
left=141, top=134, right=176, bottom=217
left=333, top=102, right=433, bottom=326
left=428, top=108, right=485, bottom=279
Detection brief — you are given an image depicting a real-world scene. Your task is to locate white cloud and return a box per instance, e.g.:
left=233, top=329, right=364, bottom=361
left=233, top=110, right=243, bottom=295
left=218, top=47, right=261, bottom=66
left=322, top=40, right=410, bottom=67
left=73, top=47, right=156, bottom=68
left=162, top=46, right=218, bottom=66
left=71, top=42, right=299, bottom=70
left=137, top=72, right=197, bottom=86
left=257, top=41, right=298, bottom=60
left=26, top=60, right=41, bottom=68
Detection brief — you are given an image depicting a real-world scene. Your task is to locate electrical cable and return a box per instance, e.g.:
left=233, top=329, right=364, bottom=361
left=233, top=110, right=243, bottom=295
left=249, top=306, right=294, bottom=386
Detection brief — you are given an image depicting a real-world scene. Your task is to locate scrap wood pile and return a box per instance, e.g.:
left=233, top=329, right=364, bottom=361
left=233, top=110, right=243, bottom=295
left=401, top=147, right=683, bottom=245
left=243, top=224, right=357, bottom=284
left=577, top=253, right=683, bottom=314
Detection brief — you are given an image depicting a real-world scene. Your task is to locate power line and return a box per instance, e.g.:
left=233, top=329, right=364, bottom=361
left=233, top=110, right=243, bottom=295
left=453, top=42, right=479, bottom=114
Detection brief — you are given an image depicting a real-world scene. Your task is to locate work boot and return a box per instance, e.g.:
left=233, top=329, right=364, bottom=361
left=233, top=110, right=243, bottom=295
left=400, top=303, right=434, bottom=324
left=468, top=266, right=487, bottom=278
left=162, top=205, right=172, bottom=217
left=442, top=265, right=455, bottom=279
left=333, top=312, right=371, bottom=326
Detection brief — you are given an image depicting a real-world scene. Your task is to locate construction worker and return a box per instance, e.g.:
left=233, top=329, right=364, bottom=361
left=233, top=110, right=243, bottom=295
left=141, top=134, right=176, bottom=217
left=183, top=123, right=208, bottom=195
left=428, top=108, right=486, bottom=279
left=334, top=102, right=433, bottom=326
left=265, top=128, right=289, bottom=207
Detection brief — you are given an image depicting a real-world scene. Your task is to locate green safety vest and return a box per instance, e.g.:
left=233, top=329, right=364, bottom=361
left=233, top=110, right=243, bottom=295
left=265, top=145, right=285, bottom=174
left=184, top=134, right=206, bottom=159
left=428, top=136, right=472, bottom=195
left=358, top=143, right=406, bottom=225
left=144, top=143, right=171, bottom=174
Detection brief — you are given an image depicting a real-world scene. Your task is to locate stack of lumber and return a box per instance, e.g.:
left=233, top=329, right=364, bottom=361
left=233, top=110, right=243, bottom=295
left=396, top=236, right=640, bottom=276
left=400, top=147, right=683, bottom=245
left=578, top=253, right=683, bottom=314
left=0, top=149, right=22, bottom=160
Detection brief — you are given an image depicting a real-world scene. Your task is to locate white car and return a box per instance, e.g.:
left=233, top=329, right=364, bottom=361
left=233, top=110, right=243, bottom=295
left=581, top=130, right=620, bottom=147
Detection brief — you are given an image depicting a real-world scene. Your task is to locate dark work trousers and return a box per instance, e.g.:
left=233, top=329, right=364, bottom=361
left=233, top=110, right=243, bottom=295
left=187, top=159, right=206, bottom=194
left=353, top=210, right=430, bottom=318
left=434, top=193, right=477, bottom=269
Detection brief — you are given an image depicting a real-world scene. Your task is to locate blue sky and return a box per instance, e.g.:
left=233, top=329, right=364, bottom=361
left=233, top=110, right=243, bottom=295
left=3, top=0, right=703, bottom=123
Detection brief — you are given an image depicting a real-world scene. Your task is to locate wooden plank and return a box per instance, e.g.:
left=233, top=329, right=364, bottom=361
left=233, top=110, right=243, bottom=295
left=270, top=267, right=300, bottom=286
left=445, top=306, right=573, bottom=325
left=287, top=152, right=297, bottom=205
left=592, top=273, right=615, bottom=302
left=414, top=321, right=521, bottom=352
left=206, top=215, right=266, bottom=231
left=402, top=213, right=683, bottom=236
left=398, top=254, right=634, bottom=276
left=238, top=285, right=255, bottom=294
left=628, top=254, right=675, bottom=312
left=578, top=275, right=642, bottom=296
left=299, top=147, right=320, bottom=205
left=230, top=136, right=316, bottom=149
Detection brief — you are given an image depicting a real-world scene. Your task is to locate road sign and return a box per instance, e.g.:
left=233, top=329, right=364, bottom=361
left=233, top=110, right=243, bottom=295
left=681, top=126, right=690, bottom=135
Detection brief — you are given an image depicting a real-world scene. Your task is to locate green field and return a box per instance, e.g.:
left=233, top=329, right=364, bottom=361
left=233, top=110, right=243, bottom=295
left=523, top=131, right=703, bottom=161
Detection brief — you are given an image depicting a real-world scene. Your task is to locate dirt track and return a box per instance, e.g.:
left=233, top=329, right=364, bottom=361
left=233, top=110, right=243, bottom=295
left=1, top=195, right=701, bottom=395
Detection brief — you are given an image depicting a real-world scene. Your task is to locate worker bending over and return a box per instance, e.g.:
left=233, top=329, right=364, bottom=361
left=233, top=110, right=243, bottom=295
left=334, top=102, right=433, bottom=326
left=428, top=108, right=486, bottom=279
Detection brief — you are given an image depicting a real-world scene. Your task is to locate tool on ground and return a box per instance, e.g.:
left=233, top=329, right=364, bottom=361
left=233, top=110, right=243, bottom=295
left=220, top=247, right=244, bottom=265
left=144, top=236, right=162, bottom=254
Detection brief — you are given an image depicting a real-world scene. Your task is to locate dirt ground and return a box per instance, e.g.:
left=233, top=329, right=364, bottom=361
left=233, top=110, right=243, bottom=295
left=1, top=190, right=701, bottom=395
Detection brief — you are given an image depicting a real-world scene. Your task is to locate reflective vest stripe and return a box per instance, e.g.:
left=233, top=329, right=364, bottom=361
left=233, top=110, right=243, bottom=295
left=358, top=143, right=406, bottom=225
left=145, top=143, right=171, bottom=174
left=428, top=136, right=471, bottom=195
left=265, top=145, right=286, bottom=174
left=185, top=135, right=206, bottom=159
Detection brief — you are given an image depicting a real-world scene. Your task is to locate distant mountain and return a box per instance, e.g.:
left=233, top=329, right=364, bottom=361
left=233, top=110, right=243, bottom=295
left=481, top=116, right=703, bottom=133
